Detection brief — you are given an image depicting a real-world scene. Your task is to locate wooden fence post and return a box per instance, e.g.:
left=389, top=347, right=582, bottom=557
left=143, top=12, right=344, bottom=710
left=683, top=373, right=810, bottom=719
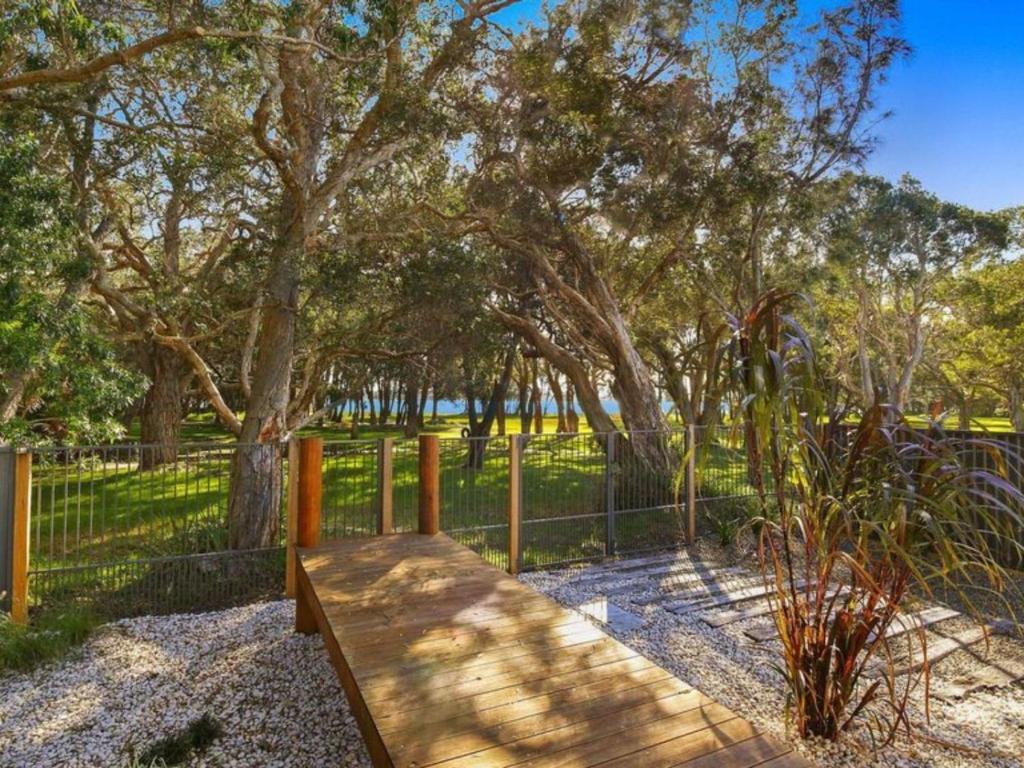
left=285, top=439, right=300, bottom=598
left=686, top=425, right=697, bottom=545
left=377, top=438, right=394, bottom=535
left=297, top=437, right=323, bottom=549
left=418, top=435, right=439, bottom=535
left=295, top=436, right=323, bottom=635
left=508, top=435, right=522, bottom=574
left=11, top=449, right=31, bottom=625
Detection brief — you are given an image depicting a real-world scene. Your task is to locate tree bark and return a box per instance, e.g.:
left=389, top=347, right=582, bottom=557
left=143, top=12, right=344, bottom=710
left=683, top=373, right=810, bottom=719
left=403, top=374, right=419, bottom=438
left=138, top=343, right=192, bottom=469
left=566, top=381, right=580, bottom=433
left=547, top=364, right=568, bottom=433
left=227, top=203, right=302, bottom=550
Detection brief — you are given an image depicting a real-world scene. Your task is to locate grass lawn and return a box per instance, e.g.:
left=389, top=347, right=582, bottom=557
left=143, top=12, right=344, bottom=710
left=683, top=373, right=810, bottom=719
left=25, top=427, right=755, bottom=615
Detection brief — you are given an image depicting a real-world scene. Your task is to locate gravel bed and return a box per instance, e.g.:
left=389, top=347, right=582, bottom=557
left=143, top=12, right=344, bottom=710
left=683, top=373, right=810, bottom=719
left=0, top=601, right=372, bottom=768
left=2, top=550, right=1022, bottom=768
left=520, top=543, right=1024, bottom=768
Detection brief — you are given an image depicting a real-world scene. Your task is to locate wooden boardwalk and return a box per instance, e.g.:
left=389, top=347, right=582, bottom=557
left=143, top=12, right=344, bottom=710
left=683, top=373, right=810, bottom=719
left=296, top=533, right=808, bottom=768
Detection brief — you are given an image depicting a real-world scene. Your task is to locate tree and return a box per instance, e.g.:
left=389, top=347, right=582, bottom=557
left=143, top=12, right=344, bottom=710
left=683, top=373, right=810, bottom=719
left=934, top=240, right=1024, bottom=430
left=817, top=174, right=1009, bottom=410
left=0, top=124, right=141, bottom=443
left=455, top=0, right=903, bottom=469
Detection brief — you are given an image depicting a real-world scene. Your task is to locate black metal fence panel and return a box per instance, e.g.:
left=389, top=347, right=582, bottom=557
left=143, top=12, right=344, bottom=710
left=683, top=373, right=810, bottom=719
left=17, top=426, right=1024, bottom=619
left=27, top=443, right=286, bottom=618
left=439, top=437, right=510, bottom=571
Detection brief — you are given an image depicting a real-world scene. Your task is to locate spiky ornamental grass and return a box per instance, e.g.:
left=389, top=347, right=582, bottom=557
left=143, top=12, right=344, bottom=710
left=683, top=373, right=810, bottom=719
left=734, top=290, right=1024, bottom=745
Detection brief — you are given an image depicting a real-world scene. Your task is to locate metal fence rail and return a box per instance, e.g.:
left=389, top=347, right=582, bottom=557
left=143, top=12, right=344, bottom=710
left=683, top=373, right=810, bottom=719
left=15, top=424, right=1022, bottom=620
left=26, top=442, right=286, bottom=617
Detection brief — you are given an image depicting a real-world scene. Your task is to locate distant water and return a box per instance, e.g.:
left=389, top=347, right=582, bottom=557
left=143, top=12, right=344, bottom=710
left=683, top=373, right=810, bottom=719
left=352, top=398, right=676, bottom=417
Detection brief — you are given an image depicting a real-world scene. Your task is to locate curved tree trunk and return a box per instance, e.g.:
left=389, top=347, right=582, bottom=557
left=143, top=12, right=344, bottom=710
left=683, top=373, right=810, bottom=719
left=403, top=375, right=419, bottom=438
left=547, top=365, right=568, bottom=433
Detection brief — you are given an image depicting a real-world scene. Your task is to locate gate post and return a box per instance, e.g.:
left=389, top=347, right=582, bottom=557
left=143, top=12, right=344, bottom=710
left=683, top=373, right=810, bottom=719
left=294, top=437, right=322, bottom=634
left=508, top=435, right=523, bottom=574
left=11, top=449, right=31, bottom=624
left=418, top=435, right=439, bottom=535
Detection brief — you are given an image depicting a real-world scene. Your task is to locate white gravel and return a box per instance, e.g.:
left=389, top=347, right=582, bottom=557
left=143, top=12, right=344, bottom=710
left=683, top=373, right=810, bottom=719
left=3, top=549, right=1023, bottom=768
left=0, top=601, right=372, bottom=768
left=520, top=544, right=1024, bottom=768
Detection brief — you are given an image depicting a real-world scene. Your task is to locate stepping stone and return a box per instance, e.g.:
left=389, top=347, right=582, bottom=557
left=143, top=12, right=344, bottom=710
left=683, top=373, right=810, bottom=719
left=666, top=580, right=810, bottom=614
left=744, top=604, right=961, bottom=643
left=874, top=621, right=1014, bottom=678
left=568, top=553, right=706, bottom=584
left=601, top=565, right=749, bottom=597
left=576, top=597, right=645, bottom=633
left=703, top=587, right=850, bottom=629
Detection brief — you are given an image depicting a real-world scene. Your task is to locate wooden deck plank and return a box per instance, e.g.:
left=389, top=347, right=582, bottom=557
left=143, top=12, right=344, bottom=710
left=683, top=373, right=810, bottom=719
left=298, top=533, right=808, bottom=768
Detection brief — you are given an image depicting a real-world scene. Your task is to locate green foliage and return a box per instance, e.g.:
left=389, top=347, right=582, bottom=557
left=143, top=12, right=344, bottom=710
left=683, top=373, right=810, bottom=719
left=0, top=130, right=144, bottom=444
left=737, top=289, right=1024, bottom=744
left=136, top=714, right=223, bottom=767
left=0, top=605, right=99, bottom=673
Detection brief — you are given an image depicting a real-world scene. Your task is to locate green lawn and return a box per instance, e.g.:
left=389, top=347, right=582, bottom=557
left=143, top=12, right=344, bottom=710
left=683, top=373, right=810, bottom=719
left=25, top=429, right=755, bottom=615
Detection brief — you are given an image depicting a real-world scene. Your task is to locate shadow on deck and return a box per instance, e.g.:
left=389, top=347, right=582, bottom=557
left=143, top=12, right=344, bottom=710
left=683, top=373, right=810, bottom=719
left=296, top=533, right=809, bottom=768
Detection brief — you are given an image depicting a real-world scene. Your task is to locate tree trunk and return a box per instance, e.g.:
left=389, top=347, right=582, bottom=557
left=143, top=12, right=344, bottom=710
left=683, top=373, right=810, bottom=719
left=517, top=376, right=531, bottom=434
left=857, top=289, right=875, bottom=407
left=566, top=382, right=580, bottom=433
left=466, top=345, right=517, bottom=469
left=1009, top=383, right=1024, bottom=433
left=0, top=369, right=33, bottom=424
left=418, top=378, right=430, bottom=428
left=547, top=365, right=568, bottom=433
left=403, top=375, right=419, bottom=438
left=138, top=344, right=192, bottom=469
left=530, top=360, right=544, bottom=433
left=227, top=205, right=301, bottom=550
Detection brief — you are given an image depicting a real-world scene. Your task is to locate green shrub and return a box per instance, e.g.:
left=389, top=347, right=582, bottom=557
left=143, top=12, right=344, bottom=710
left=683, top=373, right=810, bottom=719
left=0, top=606, right=99, bottom=673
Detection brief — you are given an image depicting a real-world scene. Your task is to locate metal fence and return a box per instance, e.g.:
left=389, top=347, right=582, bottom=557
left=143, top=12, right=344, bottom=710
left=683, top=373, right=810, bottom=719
left=25, top=442, right=286, bottom=618
left=13, top=424, right=1022, bottom=620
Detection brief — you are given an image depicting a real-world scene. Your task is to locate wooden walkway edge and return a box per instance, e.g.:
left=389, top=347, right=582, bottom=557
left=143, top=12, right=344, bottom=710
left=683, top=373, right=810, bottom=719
left=297, top=533, right=809, bottom=768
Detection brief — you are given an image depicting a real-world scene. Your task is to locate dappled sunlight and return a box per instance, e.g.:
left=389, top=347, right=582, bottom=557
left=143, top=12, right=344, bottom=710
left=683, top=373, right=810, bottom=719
left=300, top=533, right=800, bottom=767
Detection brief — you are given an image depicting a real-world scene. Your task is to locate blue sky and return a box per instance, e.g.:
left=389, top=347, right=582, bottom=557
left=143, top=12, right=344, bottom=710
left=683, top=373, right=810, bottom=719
left=864, top=0, right=1024, bottom=211
left=492, top=0, right=1024, bottom=212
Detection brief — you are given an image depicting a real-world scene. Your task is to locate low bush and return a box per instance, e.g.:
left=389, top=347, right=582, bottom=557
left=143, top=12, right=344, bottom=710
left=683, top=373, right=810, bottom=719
left=0, top=606, right=99, bottom=673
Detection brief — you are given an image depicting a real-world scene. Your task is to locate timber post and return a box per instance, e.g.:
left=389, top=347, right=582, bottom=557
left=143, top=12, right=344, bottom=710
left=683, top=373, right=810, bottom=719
left=418, top=435, right=439, bottom=535
left=295, top=436, right=323, bottom=634
left=508, top=435, right=523, bottom=574
left=11, top=449, right=31, bottom=625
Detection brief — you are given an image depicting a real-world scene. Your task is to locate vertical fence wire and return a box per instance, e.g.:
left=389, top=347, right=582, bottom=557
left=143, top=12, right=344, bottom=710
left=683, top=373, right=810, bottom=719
left=519, top=433, right=607, bottom=569
left=438, top=437, right=509, bottom=570
left=612, top=430, right=690, bottom=554
left=321, top=440, right=378, bottom=538
left=27, top=442, right=286, bottom=617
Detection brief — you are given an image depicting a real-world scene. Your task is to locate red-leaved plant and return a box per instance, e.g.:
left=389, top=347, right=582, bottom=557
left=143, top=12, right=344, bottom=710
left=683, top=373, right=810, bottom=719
left=734, top=290, right=1023, bottom=745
